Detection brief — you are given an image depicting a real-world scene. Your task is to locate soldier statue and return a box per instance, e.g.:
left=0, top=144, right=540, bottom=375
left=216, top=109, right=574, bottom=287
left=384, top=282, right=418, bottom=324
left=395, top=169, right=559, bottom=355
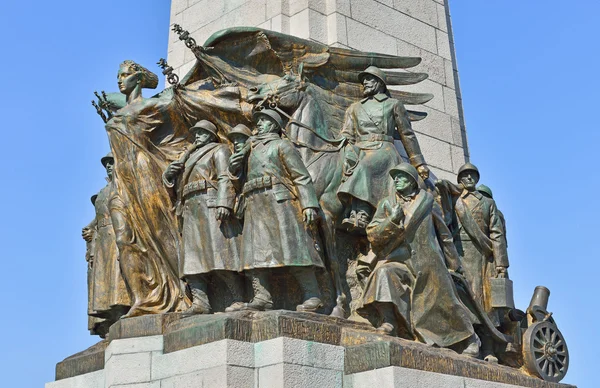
left=338, top=66, right=430, bottom=232
left=228, top=109, right=325, bottom=312
left=436, top=162, right=509, bottom=362
left=358, top=163, right=479, bottom=357
left=82, top=153, right=131, bottom=336
left=163, top=120, right=244, bottom=314
left=83, top=196, right=103, bottom=337
left=478, top=184, right=507, bottom=247
left=227, top=123, right=252, bottom=153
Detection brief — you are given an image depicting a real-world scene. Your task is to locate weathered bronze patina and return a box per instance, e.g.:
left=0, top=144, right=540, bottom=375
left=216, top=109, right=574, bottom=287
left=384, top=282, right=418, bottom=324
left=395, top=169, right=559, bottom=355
left=82, top=153, right=130, bottom=336
left=436, top=163, right=510, bottom=362
left=338, top=66, right=429, bottom=232
left=358, top=163, right=478, bottom=356
left=81, top=26, right=569, bottom=383
left=229, top=109, right=324, bottom=312
left=163, top=120, right=244, bottom=315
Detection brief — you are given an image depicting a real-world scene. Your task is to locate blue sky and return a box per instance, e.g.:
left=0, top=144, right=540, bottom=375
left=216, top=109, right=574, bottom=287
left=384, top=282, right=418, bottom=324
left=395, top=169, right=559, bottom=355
left=0, top=1, right=596, bottom=386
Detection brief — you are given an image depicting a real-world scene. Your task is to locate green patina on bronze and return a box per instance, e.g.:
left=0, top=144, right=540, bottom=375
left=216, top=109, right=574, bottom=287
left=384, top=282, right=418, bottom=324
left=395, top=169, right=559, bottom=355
left=80, top=26, right=569, bottom=383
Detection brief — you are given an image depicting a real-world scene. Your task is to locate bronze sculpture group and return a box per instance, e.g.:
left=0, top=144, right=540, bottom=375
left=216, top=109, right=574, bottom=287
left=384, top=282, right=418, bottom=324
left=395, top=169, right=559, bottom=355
left=83, top=26, right=568, bottom=382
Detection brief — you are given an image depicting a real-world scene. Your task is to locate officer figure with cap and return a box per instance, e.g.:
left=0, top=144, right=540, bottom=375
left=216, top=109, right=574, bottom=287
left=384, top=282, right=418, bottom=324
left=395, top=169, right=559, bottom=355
left=358, top=163, right=479, bottom=357
left=163, top=120, right=244, bottom=315
left=82, top=152, right=131, bottom=336
left=436, top=162, right=509, bottom=362
left=228, top=109, right=325, bottom=312
left=338, top=66, right=429, bottom=232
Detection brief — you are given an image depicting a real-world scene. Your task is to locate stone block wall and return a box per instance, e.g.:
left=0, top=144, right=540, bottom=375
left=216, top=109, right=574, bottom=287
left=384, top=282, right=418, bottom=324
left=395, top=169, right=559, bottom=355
left=46, top=334, right=565, bottom=388
left=167, top=0, right=469, bottom=179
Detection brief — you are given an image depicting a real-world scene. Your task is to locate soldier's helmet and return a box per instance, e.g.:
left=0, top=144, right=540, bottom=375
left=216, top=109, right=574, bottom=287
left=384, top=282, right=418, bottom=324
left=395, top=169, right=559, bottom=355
left=389, top=163, right=419, bottom=185
left=477, top=184, right=493, bottom=199
left=227, top=124, right=252, bottom=142
left=101, top=152, right=114, bottom=167
left=456, top=162, right=480, bottom=183
left=190, top=120, right=218, bottom=139
left=253, top=109, right=285, bottom=129
left=358, top=65, right=388, bottom=85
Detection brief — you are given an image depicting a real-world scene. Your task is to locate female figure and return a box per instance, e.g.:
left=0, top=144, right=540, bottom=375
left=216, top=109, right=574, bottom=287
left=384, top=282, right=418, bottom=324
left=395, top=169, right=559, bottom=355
left=105, top=60, right=190, bottom=317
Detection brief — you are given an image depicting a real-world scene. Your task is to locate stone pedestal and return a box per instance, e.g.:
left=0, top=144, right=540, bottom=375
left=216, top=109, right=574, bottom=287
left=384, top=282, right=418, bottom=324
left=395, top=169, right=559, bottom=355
left=47, top=311, right=575, bottom=388
left=167, top=0, right=469, bottom=180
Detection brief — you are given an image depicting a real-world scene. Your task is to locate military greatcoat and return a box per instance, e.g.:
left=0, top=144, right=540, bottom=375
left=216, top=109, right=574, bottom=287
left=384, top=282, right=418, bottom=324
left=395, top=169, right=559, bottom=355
left=359, top=189, right=474, bottom=347
left=90, top=182, right=131, bottom=317
left=453, top=190, right=509, bottom=322
left=237, top=133, right=323, bottom=270
left=338, top=93, right=426, bottom=209
left=164, top=142, right=241, bottom=277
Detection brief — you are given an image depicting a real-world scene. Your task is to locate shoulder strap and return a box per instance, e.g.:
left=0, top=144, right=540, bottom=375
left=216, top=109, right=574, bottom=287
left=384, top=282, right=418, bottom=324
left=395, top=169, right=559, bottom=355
left=455, top=198, right=493, bottom=257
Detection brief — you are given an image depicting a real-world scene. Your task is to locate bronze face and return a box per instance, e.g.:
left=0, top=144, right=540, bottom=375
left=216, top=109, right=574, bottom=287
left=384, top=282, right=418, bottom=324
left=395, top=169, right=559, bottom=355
left=459, top=171, right=479, bottom=191
left=192, top=129, right=216, bottom=146
left=256, top=115, right=279, bottom=134
left=391, top=171, right=416, bottom=195
left=230, top=136, right=247, bottom=152
left=362, top=74, right=384, bottom=97
left=104, top=158, right=114, bottom=180
left=117, top=64, right=138, bottom=95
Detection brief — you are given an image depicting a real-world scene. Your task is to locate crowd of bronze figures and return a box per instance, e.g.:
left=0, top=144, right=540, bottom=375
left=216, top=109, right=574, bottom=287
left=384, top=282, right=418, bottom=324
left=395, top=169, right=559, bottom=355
left=82, top=28, right=567, bottom=380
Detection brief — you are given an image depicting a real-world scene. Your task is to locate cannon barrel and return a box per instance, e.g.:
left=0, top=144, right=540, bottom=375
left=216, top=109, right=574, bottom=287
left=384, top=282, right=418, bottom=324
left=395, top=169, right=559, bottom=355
left=528, top=285, right=550, bottom=312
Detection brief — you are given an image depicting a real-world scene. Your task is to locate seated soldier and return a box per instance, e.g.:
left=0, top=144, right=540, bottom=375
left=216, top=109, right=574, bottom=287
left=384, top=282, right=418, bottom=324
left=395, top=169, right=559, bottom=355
left=358, top=163, right=479, bottom=357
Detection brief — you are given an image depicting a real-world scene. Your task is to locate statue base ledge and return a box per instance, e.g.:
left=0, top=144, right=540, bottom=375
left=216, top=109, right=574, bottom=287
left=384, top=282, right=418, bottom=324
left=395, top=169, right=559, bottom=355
left=49, top=311, right=574, bottom=388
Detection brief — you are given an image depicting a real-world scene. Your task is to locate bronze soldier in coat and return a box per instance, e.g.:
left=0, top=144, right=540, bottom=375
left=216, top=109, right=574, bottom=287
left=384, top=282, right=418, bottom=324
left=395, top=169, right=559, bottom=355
left=436, top=163, right=509, bottom=362
left=338, top=66, right=430, bottom=231
left=82, top=153, right=131, bottom=336
left=164, top=120, right=244, bottom=314
left=83, top=196, right=104, bottom=336
left=358, top=163, right=479, bottom=356
left=478, top=184, right=507, bottom=247
left=229, top=109, right=325, bottom=312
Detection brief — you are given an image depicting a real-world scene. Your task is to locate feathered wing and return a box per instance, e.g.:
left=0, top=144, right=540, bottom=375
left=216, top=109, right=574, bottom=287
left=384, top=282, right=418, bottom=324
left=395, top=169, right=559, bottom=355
left=179, top=27, right=433, bottom=133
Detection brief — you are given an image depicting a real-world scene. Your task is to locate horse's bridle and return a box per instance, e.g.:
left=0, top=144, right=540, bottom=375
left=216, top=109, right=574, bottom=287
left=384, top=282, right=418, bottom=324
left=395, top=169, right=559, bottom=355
left=253, top=83, right=346, bottom=153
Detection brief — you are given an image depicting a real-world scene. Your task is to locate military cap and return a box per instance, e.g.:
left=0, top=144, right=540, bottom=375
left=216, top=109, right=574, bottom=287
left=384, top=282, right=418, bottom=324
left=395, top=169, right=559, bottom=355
left=358, top=65, right=388, bottom=85
left=477, top=184, right=493, bottom=199
left=253, top=109, right=284, bottom=129
left=456, top=162, right=480, bottom=183
left=227, top=124, right=252, bottom=141
left=389, top=163, right=419, bottom=184
left=101, top=152, right=114, bottom=167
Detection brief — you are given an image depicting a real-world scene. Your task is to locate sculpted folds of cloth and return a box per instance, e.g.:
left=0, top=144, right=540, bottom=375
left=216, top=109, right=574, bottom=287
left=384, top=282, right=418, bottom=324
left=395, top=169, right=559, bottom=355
left=338, top=66, right=429, bottom=231
left=359, top=163, right=478, bottom=356
left=163, top=120, right=244, bottom=314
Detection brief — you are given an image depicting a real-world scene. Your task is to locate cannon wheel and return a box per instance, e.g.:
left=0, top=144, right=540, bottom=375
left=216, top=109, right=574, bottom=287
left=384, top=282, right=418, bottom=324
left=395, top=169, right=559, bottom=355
left=523, top=321, right=568, bottom=382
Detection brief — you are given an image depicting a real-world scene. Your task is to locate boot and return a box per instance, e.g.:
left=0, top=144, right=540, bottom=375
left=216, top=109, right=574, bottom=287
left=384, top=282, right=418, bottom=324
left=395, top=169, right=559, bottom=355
left=293, top=267, right=323, bottom=313
left=481, top=332, right=498, bottom=363
left=375, top=303, right=398, bottom=336
left=216, top=271, right=246, bottom=313
left=461, top=334, right=481, bottom=358
left=182, top=275, right=211, bottom=316
left=240, top=270, right=273, bottom=311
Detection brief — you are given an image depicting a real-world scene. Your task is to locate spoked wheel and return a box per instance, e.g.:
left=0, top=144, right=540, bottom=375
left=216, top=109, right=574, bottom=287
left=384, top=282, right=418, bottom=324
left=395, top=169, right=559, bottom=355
left=523, top=321, right=569, bottom=382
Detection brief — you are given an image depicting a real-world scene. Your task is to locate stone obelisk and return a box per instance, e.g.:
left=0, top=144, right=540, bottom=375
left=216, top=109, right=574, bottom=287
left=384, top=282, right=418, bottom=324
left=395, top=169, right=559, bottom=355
left=167, top=0, right=469, bottom=180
